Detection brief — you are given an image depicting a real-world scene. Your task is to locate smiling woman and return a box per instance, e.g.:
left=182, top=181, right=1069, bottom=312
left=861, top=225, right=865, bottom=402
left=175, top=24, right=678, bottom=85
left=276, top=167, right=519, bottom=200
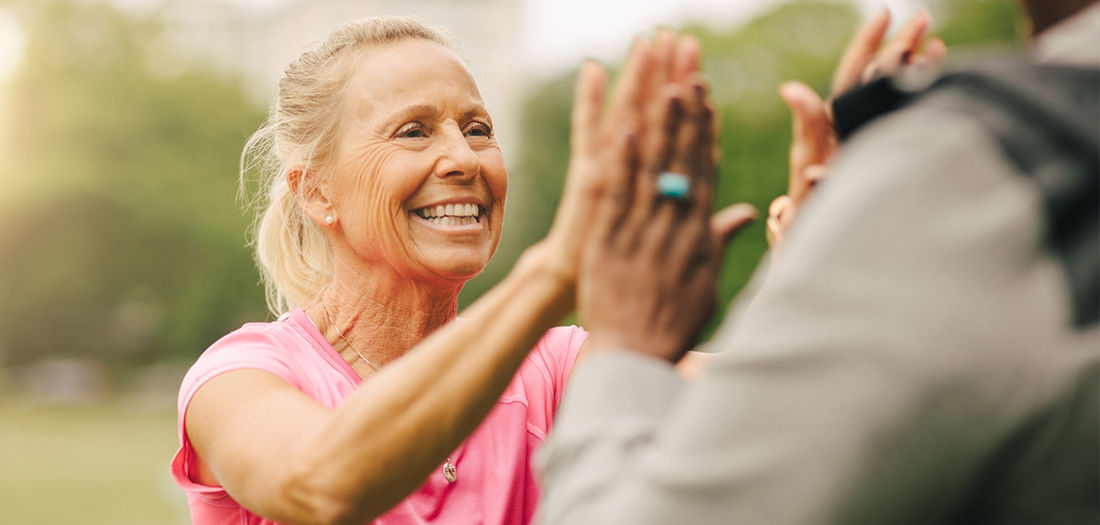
left=170, top=15, right=713, bottom=525
left=313, top=39, right=508, bottom=284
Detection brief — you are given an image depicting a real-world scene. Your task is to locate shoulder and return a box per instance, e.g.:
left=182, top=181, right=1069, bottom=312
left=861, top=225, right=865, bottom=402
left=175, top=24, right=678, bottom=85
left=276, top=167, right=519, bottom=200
left=190, top=317, right=303, bottom=376
left=178, top=313, right=320, bottom=405
left=529, top=325, right=588, bottom=372
left=535, top=325, right=588, bottom=353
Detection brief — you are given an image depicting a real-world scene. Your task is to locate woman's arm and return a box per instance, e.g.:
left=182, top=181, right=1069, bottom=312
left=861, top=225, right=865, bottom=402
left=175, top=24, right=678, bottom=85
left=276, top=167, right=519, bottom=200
left=186, top=248, right=574, bottom=523
left=183, top=36, right=699, bottom=525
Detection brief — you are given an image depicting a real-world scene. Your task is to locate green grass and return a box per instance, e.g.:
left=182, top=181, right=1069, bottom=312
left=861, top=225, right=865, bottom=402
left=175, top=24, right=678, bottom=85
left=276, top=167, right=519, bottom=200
left=0, top=400, right=188, bottom=524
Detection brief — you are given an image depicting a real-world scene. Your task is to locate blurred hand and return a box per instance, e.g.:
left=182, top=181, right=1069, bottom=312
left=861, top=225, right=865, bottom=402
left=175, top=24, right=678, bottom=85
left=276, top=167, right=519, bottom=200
left=540, top=30, right=700, bottom=285
left=576, top=33, right=754, bottom=363
left=766, top=9, right=947, bottom=249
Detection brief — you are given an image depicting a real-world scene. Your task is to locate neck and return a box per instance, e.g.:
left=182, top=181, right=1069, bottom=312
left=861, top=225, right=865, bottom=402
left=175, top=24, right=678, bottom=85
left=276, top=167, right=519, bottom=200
left=307, top=257, right=465, bottom=373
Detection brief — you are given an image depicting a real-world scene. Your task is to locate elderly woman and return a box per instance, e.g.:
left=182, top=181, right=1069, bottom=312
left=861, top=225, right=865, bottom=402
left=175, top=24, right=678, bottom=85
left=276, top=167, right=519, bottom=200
left=170, top=16, right=721, bottom=525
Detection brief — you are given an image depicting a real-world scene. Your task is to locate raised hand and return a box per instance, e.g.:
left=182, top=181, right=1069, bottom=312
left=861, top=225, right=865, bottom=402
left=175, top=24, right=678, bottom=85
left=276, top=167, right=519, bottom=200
left=540, top=33, right=664, bottom=285
left=766, top=9, right=947, bottom=249
left=541, top=29, right=714, bottom=284
left=576, top=33, right=754, bottom=363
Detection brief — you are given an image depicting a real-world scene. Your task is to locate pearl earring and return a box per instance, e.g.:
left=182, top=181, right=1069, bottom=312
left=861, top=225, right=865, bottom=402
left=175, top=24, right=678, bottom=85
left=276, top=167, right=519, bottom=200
left=324, top=216, right=335, bottom=225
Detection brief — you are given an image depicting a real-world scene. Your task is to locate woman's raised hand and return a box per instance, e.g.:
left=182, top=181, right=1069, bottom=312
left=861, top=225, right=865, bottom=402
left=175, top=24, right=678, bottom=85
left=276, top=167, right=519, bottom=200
left=541, top=30, right=711, bottom=287
left=767, top=9, right=947, bottom=249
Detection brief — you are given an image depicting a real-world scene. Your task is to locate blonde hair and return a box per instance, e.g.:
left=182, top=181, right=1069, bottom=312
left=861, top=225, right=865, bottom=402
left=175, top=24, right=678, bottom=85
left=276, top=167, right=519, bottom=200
left=240, top=16, right=454, bottom=315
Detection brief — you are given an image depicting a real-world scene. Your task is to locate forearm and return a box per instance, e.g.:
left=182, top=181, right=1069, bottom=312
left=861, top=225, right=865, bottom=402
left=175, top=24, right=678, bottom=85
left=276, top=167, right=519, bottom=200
left=291, top=244, right=573, bottom=521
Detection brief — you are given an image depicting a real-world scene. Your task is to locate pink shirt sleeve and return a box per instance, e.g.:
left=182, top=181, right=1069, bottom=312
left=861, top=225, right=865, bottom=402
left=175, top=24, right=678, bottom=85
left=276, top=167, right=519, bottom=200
left=536, top=325, right=586, bottom=409
left=170, top=326, right=302, bottom=497
left=516, top=325, right=587, bottom=441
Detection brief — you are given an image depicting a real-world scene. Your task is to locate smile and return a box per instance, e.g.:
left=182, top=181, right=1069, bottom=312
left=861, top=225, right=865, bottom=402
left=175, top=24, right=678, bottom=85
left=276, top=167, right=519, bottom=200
left=411, top=203, right=483, bottom=227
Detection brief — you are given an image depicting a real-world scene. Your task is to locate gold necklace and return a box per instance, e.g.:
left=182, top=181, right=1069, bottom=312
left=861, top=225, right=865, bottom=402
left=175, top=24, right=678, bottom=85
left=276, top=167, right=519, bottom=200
left=323, top=307, right=380, bottom=371
left=322, top=307, right=457, bottom=483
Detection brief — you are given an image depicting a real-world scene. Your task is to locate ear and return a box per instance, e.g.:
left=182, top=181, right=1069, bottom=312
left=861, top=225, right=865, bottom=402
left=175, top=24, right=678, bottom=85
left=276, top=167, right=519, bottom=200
left=287, top=167, right=336, bottom=228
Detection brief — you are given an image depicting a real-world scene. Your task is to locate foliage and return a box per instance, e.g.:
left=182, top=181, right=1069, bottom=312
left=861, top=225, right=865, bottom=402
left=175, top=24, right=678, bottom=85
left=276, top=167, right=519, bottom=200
left=0, top=0, right=268, bottom=366
left=503, top=0, right=1025, bottom=334
left=498, top=1, right=861, bottom=327
left=0, top=0, right=1027, bottom=366
left=928, top=0, right=1025, bottom=48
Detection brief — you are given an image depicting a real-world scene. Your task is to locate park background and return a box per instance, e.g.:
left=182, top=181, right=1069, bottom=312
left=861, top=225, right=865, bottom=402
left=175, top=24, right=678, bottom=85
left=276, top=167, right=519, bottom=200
left=0, top=0, right=1022, bottom=522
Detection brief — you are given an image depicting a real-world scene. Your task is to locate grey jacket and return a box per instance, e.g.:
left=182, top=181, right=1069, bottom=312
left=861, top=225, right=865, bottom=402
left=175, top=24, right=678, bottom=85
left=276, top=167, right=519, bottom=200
left=539, top=5, right=1100, bottom=525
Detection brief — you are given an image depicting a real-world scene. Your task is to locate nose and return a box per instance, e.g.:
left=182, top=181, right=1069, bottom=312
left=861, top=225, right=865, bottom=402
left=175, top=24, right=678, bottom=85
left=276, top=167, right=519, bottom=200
left=434, top=126, right=480, bottom=180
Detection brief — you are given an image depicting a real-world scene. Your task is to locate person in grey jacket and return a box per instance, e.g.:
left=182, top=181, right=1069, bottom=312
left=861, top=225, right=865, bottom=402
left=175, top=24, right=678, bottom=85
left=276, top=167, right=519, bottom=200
left=539, top=1, right=1099, bottom=524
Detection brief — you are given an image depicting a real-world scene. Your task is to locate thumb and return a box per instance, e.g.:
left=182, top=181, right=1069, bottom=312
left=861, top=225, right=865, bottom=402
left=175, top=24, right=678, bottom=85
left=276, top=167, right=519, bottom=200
left=779, top=81, right=832, bottom=203
left=710, top=203, right=757, bottom=247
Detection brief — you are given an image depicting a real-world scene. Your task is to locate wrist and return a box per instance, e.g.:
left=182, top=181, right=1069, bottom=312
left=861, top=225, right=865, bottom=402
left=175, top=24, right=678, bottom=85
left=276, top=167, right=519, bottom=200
left=583, top=332, right=687, bottom=364
left=514, top=240, right=575, bottom=291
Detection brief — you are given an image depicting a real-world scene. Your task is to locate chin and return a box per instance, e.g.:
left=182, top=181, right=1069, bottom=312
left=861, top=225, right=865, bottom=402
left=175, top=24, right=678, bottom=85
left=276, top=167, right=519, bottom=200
left=421, top=255, right=492, bottom=285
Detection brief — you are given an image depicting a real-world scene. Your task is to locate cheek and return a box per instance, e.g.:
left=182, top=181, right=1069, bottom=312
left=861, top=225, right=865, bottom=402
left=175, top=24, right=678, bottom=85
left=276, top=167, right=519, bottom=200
left=481, top=152, right=508, bottom=205
left=340, top=147, right=417, bottom=241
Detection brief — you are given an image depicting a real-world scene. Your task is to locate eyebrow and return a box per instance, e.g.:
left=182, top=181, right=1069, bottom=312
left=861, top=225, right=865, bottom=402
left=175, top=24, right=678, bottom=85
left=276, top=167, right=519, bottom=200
left=377, top=102, right=492, bottom=131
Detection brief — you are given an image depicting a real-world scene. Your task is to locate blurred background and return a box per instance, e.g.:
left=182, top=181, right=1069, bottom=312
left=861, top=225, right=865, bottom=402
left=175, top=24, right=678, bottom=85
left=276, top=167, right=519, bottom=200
left=0, top=0, right=1022, bottom=522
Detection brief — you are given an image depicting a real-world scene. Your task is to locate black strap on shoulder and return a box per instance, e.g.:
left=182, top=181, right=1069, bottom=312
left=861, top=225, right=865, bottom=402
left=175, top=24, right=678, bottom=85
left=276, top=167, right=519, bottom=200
left=832, top=59, right=1100, bottom=327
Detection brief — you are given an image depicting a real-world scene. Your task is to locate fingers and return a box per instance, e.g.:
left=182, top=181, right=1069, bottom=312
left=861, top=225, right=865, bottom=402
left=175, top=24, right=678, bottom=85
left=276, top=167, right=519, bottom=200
left=916, top=36, right=948, bottom=68
left=606, top=38, right=653, bottom=130
left=862, top=10, right=932, bottom=83
left=592, top=127, right=641, bottom=243
left=672, top=35, right=702, bottom=83
left=802, top=164, right=828, bottom=188
left=832, top=7, right=891, bottom=95
left=779, top=81, right=832, bottom=204
left=595, top=29, right=716, bottom=259
left=630, top=88, right=685, bottom=248
left=666, top=77, right=715, bottom=205
left=569, top=61, right=608, bottom=160
left=657, top=76, right=729, bottom=285
left=711, top=203, right=757, bottom=247
left=880, top=9, right=930, bottom=70
left=651, top=29, right=678, bottom=97
left=766, top=194, right=791, bottom=247
left=836, top=10, right=946, bottom=95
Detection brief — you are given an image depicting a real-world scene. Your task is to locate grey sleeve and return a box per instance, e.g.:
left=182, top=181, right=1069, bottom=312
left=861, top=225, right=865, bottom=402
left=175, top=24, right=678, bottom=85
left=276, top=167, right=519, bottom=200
left=539, top=106, right=1078, bottom=524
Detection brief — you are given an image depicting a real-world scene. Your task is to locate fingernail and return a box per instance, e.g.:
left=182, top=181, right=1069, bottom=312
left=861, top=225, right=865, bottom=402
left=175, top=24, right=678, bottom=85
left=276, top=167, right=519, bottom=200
left=778, top=82, right=802, bottom=104
left=668, top=95, right=683, bottom=112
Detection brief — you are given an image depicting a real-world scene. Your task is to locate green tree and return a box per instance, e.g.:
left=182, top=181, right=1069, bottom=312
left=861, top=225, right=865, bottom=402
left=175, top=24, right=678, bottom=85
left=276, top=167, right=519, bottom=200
left=0, top=0, right=268, bottom=367
left=503, top=0, right=1025, bottom=333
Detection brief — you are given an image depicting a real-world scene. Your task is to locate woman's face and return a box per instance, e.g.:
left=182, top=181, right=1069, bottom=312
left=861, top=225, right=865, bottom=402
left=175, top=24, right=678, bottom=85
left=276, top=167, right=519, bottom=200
left=326, top=40, right=507, bottom=285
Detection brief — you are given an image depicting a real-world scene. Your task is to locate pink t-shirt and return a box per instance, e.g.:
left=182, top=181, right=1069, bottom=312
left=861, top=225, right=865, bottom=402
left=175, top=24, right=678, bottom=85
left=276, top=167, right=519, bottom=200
left=170, top=309, right=586, bottom=524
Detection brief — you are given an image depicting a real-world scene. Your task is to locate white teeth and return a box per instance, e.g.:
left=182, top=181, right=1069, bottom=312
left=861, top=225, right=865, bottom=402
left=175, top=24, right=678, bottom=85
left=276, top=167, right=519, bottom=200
left=420, top=215, right=479, bottom=226
left=414, top=203, right=483, bottom=222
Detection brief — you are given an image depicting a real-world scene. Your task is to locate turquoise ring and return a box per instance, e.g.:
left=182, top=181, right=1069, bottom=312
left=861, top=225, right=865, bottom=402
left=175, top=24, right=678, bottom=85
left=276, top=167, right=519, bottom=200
left=656, top=171, right=692, bottom=200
